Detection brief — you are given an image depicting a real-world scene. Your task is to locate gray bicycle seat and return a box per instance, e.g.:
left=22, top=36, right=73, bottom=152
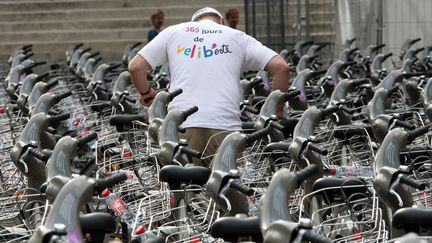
left=312, top=177, right=367, bottom=203
left=80, top=212, right=116, bottom=235
left=139, top=237, right=166, bottom=243
left=109, top=114, right=146, bottom=127
left=332, top=125, right=372, bottom=140
left=90, top=101, right=112, bottom=112
left=393, top=208, right=432, bottom=229
left=210, top=215, right=262, bottom=241
left=159, top=165, right=210, bottom=187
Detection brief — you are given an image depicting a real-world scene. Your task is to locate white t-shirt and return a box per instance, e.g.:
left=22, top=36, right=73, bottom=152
left=138, top=19, right=277, bottom=131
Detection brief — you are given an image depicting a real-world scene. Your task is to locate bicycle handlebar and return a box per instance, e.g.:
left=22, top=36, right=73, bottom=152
left=393, top=120, right=416, bottom=130
left=249, top=77, right=263, bottom=87
left=54, top=91, right=72, bottom=102
left=94, top=56, right=102, bottom=64
left=80, top=47, right=91, bottom=55
left=71, top=43, right=83, bottom=50
left=383, top=52, right=393, bottom=61
left=22, top=44, right=33, bottom=50
left=123, top=95, right=136, bottom=103
left=36, top=72, right=50, bottom=81
left=94, top=172, right=127, bottom=192
left=409, top=38, right=421, bottom=45
left=399, top=175, right=426, bottom=190
left=108, top=63, right=122, bottom=71
left=243, top=105, right=259, bottom=114
left=321, top=106, right=339, bottom=117
left=169, top=88, right=183, bottom=101
left=387, top=85, right=399, bottom=95
left=230, top=181, right=255, bottom=196
left=343, top=61, right=357, bottom=67
left=407, top=125, right=432, bottom=142
left=46, top=79, right=59, bottom=89
left=301, top=40, right=315, bottom=48
left=183, top=106, right=199, bottom=119
left=309, top=54, right=320, bottom=60
left=347, top=38, right=356, bottom=45
left=312, top=69, right=327, bottom=77
left=270, top=121, right=285, bottom=131
left=339, top=105, right=355, bottom=115
left=24, top=52, right=34, bottom=59
left=295, top=164, right=318, bottom=187
left=246, top=126, right=270, bottom=144
left=29, top=61, right=47, bottom=69
left=27, top=148, right=49, bottom=162
left=403, top=71, right=432, bottom=78
left=49, top=113, right=70, bottom=123
left=131, top=41, right=142, bottom=49
left=302, top=229, right=332, bottom=243
left=89, top=52, right=100, bottom=58
left=77, top=132, right=97, bottom=147
left=241, top=122, right=255, bottom=130
left=283, top=90, right=301, bottom=100
left=348, top=48, right=359, bottom=55
left=96, top=85, right=108, bottom=92
left=179, top=146, right=202, bottom=158
left=304, top=87, right=323, bottom=96
left=308, top=144, right=328, bottom=156
left=317, top=43, right=328, bottom=50
left=373, top=44, right=386, bottom=52
left=351, top=78, right=370, bottom=87
left=414, top=47, right=424, bottom=55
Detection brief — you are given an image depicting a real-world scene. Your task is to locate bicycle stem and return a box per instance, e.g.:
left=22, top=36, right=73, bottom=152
left=28, top=82, right=49, bottom=110
left=30, top=92, right=67, bottom=117
left=10, top=113, right=50, bottom=189
left=158, top=107, right=198, bottom=145
left=28, top=176, right=96, bottom=243
left=290, top=69, right=317, bottom=110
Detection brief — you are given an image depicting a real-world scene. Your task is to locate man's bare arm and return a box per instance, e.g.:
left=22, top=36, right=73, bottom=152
left=128, top=55, right=157, bottom=106
left=264, top=55, right=290, bottom=117
left=264, top=55, right=291, bottom=92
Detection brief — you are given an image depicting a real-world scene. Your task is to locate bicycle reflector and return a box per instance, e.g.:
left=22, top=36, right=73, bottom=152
left=135, top=225, right=145, bottom=235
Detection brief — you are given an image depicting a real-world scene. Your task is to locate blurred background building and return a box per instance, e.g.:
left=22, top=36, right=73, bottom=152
left=0, top=0, right=430, bottom=63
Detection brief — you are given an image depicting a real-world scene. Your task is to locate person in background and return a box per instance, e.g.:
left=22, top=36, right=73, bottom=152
left=148, top=10, right=164, bottom=42
left=130, top=7, right=290, bottom=167
left=225, top=8, right=239, bottom=29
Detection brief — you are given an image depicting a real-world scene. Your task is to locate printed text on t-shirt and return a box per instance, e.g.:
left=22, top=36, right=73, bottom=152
left=176, top=43, right=232, bottom=58
left=185, top=27, right=223, bottom=34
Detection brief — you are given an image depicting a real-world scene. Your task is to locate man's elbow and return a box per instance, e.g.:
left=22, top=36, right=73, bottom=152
left=128, top=55, right=151, bottom=75
left=266, top=55, right=290, bottom=75
left=128, top=59, right=140, bottom=75
left=279, top=62, right=291, bottom=75
left=273, top=62, right=290, bottom=77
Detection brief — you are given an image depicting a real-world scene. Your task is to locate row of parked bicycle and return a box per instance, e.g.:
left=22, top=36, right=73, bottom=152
left=0, top=36, right=432, bottom=243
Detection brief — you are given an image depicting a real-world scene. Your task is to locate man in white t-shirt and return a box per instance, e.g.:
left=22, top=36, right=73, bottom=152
left=129, top=7, right=290, bottom=166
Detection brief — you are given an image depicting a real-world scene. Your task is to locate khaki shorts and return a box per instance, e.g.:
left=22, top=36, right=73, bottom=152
left=180, top=127, right=232, bottom=167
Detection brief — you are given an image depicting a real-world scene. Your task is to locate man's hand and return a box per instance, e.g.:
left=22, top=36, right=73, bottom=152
left=139, top=88, right=157, bottom=106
